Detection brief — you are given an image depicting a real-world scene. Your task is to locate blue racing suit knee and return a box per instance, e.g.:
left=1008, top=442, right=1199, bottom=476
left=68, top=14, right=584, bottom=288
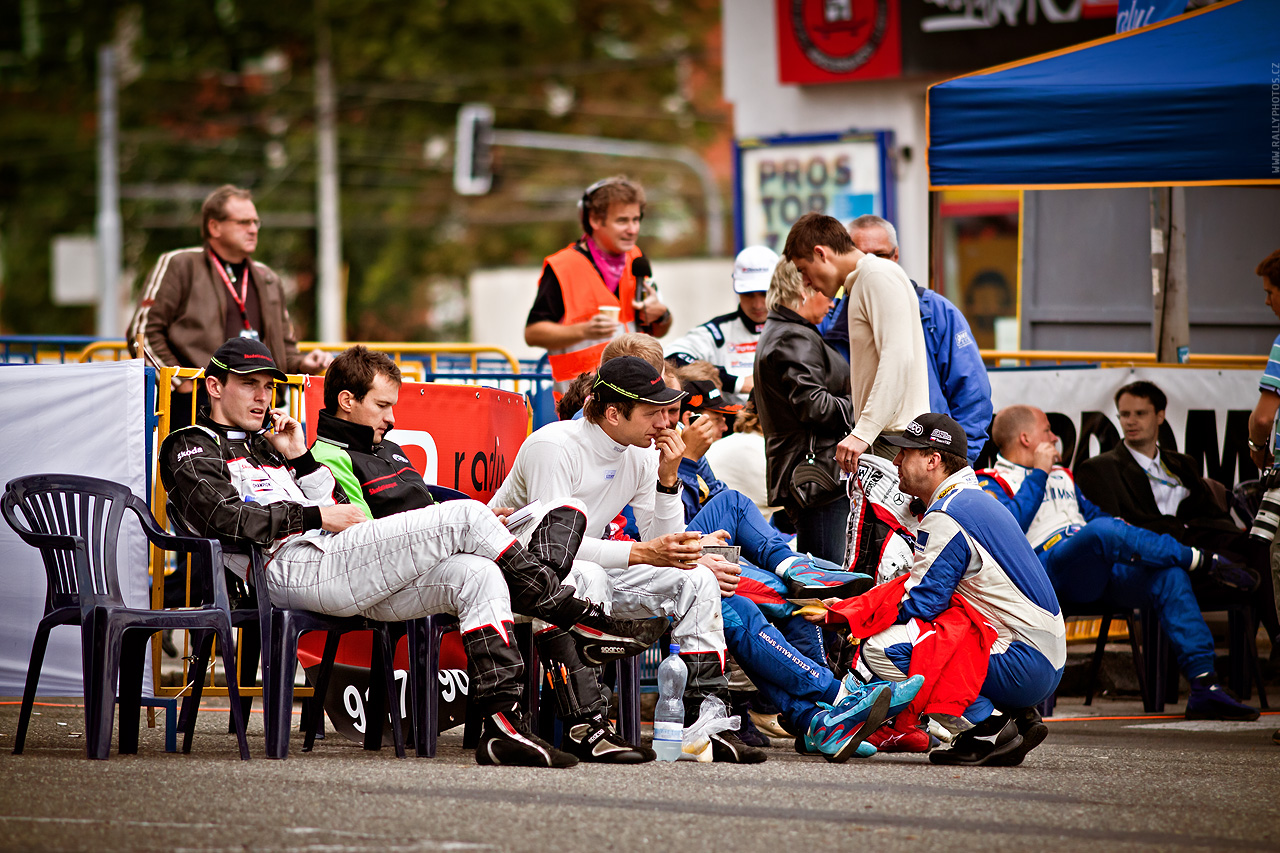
left=720, top=594, right=839, bottom=731
left=1106, top=563, right=1217, bottom=679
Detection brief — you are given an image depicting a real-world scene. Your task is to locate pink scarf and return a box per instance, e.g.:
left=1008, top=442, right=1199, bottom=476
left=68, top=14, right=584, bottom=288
left=585, top=235, right=626, bottom=295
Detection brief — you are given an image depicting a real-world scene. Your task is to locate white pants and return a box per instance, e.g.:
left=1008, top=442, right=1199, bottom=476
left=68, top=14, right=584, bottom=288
left=267, top=500, right=515, bottom=635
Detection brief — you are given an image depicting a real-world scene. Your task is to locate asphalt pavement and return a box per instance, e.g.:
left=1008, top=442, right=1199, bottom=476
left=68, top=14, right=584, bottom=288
left=1, top=693, right=1277, bottom=853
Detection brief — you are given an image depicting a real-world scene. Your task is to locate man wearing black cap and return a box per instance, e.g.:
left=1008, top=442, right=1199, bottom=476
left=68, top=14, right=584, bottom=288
left=160, top=338, right=660, bottom=768
left=491, top=356, right=767, bottom=763
left=852, top=413, right=1066, bottom=766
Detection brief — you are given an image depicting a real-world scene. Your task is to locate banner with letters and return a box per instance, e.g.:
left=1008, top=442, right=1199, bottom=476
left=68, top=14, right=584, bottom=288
left=987, top=366, right=1262, bottom=486
left=303, top=380, right=528, bottom=502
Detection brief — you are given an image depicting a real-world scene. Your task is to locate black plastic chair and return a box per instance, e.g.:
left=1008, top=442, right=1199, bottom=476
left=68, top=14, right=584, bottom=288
left=4, top=474, right=249, bottom=760
left=166, top=500, right=406, bottom=760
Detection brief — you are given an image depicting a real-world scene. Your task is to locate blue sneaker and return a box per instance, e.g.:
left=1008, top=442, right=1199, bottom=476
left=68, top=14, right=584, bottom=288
left=797, top=684, right=891, bottom=763
left=1204, top=554, right=1260, bottom=592
left=837, top=673, right=925, bottom=717
left=777, top=555, right=875, bottom=599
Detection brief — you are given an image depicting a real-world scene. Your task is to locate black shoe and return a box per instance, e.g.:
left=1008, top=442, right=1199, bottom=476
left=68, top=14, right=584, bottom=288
left=476, top=705, right=578, bottom=768
left=1203, top=554, right=1260, bottom=592
left=1185, top=674, right=1260, bottom=721
left=929, top=713, right=1023, bottom=766
left=985, top=707, right=1048, bottom=767
left=569, top=604, right=667, bottom=666
left=562, top=712, right=655, bottom=763
left=709, top=730, right=768, bottom=764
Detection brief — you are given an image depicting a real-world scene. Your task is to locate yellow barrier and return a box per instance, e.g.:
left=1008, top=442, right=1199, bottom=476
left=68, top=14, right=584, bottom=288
left=148, top=365, right=312, bottom=703
left=982, top=349, right=1266, bottom=370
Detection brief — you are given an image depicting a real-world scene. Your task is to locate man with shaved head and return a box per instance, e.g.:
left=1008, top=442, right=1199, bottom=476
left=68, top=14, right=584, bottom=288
left=978, top=405, right=1259, bottom=721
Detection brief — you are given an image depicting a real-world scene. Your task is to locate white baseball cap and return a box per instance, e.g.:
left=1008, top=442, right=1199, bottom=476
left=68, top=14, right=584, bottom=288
left=732, top=245, right=780, bottom=294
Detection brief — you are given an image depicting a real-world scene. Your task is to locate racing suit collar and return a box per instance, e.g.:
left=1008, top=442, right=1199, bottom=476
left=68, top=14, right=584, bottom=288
left=735, top=305, right=764, bottom=334
left=315, top=408, right=379, bottom=453
left=195, top=409, right=262, bottom=442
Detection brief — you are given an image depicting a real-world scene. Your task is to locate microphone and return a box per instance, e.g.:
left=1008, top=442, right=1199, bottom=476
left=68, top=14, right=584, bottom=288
left=631, top=257, right=653, bottom=333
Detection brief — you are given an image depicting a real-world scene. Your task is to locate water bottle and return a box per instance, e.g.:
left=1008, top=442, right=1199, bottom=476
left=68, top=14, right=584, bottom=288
left=653, top=643, right=687, bottom=762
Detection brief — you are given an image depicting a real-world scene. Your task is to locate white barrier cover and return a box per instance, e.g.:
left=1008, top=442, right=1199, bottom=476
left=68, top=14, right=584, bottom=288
left=988, top=366, right=1262, bottom=486
left=0, top=360, right=150, bottom=697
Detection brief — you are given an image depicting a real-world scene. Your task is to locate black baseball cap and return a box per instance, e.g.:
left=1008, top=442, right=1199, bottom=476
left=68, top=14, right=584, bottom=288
left=208, top=337, right=288, bottom=382
left=680, top=379, right=745, bottom=415
left=882, top=412, right=968, bottom=460
left=593, top=356, right=685, bottom=405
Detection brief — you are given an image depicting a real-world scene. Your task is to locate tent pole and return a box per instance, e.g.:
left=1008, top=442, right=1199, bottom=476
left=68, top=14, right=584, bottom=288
left=1151, top=187, right=1190, bottom=363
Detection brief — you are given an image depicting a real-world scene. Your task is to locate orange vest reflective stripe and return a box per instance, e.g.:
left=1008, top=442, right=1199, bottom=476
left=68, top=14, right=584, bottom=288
left=542, top=243, right=643, bottom=390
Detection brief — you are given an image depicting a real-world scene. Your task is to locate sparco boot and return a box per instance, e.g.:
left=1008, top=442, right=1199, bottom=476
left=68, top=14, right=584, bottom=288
left=476, top=703, right=578, bottom=768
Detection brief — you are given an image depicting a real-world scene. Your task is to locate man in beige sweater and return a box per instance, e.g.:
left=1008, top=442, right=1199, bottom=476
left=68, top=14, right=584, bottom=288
left=783, top=212, right=929, bottom=474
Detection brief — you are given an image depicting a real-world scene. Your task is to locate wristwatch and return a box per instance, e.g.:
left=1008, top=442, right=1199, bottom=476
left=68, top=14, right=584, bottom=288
left=655, top=479, right=682, bottom=495
left=1249, top=438, right=1267, bottom=453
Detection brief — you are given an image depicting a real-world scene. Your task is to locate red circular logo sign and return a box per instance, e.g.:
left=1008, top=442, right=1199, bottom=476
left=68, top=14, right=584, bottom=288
left=790, top=0, right=890, bottom=74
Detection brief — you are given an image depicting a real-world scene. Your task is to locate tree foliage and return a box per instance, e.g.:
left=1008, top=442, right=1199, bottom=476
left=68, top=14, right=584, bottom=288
left=0, top=0, right=727, bottom=341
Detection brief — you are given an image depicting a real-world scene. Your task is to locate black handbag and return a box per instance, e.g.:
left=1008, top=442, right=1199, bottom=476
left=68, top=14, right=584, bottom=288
left=789, top=436, right=842, bottom=510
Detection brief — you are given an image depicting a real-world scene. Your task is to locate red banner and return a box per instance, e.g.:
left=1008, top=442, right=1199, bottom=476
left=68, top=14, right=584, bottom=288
left=303, top=380, right=528, bottom=502
left=777, top=0, right=901, bottom=85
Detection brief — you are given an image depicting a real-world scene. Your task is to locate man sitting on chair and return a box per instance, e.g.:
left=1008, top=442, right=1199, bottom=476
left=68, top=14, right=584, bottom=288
left=160, top=337, right=662, bottom=768
left=979, top=405, right=1259, bottom=722
left=308, top=344, right=664, bottom=764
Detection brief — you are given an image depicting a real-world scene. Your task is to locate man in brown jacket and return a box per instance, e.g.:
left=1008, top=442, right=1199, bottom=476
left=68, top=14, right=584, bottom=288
left=127, top=184, right=330, bottom=426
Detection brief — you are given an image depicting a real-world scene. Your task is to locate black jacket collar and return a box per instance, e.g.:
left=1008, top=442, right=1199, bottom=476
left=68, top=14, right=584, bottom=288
left=315, top=408, right=379, bottom=454
left=766, top=305, right=816, bottom=330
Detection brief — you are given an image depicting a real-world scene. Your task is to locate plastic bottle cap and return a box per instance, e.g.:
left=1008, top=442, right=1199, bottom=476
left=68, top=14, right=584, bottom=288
left=668, top=643, right=680, bottom=655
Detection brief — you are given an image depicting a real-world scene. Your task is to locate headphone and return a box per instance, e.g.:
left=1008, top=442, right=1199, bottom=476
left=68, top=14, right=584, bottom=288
left=577, top=177, right=642, bottom=234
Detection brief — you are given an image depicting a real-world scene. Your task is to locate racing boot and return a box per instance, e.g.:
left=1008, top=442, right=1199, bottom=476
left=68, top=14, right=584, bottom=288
left=928, top=711, right=1023, bottom=766
left=562, top=711, right=655, bottom=764
left=683, top=652, right=767, bottom=764
left=494, top=534, right=667, bottom=665
left=796, top=682, right=891, bottom=763
left=864, top=714, right=932, bottom=754
left=776, top=554, right=874, bottom=599
left=475, top=702, right=578, bottom=768
left=985, top=706, right=1049, bottom=766
left=524, top=504, right=587, bottom=581
left=537, top=627, right=655, bottom=764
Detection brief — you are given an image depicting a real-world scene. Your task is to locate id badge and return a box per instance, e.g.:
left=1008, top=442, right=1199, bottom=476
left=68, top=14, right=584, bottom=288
left=239, top=328, right=260, bottom=341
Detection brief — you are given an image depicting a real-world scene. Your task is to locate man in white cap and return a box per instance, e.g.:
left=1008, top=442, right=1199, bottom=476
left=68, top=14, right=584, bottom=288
left=664, top=245, right=779, bottom=395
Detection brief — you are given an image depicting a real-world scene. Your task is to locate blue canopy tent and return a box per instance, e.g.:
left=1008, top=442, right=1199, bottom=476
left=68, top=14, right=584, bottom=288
left=927, top=0, right=1280, bottom=189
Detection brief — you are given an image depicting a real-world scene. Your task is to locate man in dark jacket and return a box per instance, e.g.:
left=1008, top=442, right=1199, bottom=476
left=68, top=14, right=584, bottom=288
left=1075, top=380, right=1275, bottom=646
left=310, top=345, right=664, bottom=763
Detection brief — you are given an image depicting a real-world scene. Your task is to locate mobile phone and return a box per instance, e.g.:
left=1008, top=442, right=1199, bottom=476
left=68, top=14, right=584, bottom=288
left=262, top=409, right=275, bottom=431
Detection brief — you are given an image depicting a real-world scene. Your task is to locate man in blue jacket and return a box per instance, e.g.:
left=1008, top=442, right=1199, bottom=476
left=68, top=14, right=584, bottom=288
left=819, top=215, right=992, bottom=464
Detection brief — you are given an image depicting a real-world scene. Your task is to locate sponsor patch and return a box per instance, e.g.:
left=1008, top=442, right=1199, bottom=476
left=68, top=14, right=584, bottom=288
left=392, top=454, right=408, bottom=463
left=176, top=446, right=203, bottom=462
left=604, top=469, right=616, bottom=481
left=930, top=429, right=952, bottom=445
left=906, top=421, right=924, bottom=436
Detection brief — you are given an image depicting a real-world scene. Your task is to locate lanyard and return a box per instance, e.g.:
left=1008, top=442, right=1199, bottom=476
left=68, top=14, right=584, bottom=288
left=1143, top=457, right=1182, bottom=491
left=212, top=255, right=252, bottom=330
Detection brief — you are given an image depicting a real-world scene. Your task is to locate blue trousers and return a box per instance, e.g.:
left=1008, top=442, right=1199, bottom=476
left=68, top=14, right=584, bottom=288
left=720, top=594, right=839, bottom=732
left=1040, top=518, right=1214, bottom=678
left=689, top=490, right=796, bottom=575
left=873, top=630, right=1062, bottom=723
